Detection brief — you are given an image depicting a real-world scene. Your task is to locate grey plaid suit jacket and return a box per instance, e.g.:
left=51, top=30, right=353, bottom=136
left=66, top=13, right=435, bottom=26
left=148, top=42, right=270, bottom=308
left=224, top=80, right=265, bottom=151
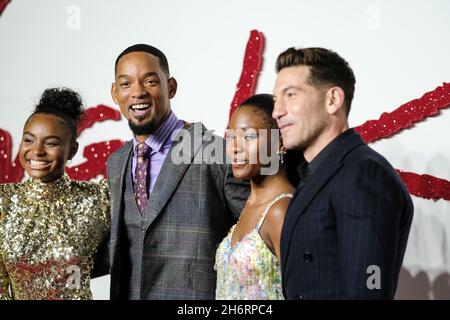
left=106, top=122, right=249, bottom=300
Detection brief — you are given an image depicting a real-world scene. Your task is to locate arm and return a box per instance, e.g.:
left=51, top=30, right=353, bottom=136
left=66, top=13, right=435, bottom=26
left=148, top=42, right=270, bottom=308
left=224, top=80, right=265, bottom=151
left=223, top=164, right=250, bottom=219
left=0, top=186, right=12, bottom=299
left=91, top=179, right=111, bottom=278
left=0, top=253, right=11, bottom=300
left=335, top=159, right=409, bottom=299
left=260, top=199, right=291, bottom=260
left=91, top=232, right=110, bottom=278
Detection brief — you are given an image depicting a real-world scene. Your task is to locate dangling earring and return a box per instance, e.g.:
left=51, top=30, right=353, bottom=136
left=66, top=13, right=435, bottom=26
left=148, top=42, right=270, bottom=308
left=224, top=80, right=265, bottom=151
left=276, top=145, right=286, bottom=164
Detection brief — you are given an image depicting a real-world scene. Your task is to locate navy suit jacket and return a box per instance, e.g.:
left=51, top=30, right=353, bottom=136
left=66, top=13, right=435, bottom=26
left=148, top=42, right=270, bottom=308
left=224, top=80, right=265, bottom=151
left=281, top=129, right=414, bottom=299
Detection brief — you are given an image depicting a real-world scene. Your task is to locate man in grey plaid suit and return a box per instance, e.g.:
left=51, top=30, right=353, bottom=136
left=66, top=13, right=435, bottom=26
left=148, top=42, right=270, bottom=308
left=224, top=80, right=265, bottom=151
left=107, top=44, right=249, bottom=299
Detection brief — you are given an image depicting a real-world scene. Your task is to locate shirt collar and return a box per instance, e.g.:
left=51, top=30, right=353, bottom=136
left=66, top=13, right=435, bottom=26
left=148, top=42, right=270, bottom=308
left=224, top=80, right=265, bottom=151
left=306, top=128, right=354, bottom=176
left=132, top=112, right=181, bottom=154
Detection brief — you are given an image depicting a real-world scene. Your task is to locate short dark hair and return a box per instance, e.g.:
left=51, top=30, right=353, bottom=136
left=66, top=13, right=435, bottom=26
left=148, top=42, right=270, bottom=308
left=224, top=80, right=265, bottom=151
left=276, top=47, right=356, bottom=116
left=28, top=87, right=84, bottom=141
left=115, top=44, right=170, bottom=76
left=238, top=93, right=304, bottom=186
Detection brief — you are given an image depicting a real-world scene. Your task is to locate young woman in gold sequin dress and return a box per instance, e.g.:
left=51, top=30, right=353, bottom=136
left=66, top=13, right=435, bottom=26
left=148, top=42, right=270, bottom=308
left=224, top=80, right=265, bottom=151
left=0, top=88, right=110, bottom=300
left=215, top=94, right=303, bottom=299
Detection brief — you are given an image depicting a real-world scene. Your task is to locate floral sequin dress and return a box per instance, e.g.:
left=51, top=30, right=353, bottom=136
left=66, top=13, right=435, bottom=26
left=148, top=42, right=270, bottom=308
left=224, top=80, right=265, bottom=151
left=0, top=174, right=110, bottom=300
left=214, top=193, right=292, bottom=300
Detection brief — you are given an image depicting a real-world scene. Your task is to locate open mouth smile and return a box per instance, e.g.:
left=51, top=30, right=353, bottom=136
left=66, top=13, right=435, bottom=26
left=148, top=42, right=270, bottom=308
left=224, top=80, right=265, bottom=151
left=28, top=159, right=51, bottom=170
left=130, top=103, right=151, bottom=118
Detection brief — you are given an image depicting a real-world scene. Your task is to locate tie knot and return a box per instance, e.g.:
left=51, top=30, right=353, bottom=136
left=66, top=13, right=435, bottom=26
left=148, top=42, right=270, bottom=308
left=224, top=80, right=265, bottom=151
left=136, top=142, right=151, bottom=159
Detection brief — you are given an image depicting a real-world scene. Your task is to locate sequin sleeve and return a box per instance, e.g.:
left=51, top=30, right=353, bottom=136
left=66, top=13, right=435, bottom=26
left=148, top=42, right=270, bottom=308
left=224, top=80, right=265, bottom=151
left=91, top=179, right=111, bottom=278
left=0, top=186, right=12, bottom=300
left=97, top=179, right=111, bottom=230
left=0, top=253, right=11, bottom=299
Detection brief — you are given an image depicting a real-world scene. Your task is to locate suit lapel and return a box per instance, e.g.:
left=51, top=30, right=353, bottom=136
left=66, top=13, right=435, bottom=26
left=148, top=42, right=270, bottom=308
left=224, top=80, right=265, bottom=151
left=144, top=122, right=207, bottom=227
left=281, top=160, right=343, bottom=273
left=281, top=130, right=365, bottom=273
left=109, top=141, right=133, bottom=240
left=108, top=141, right=133, bottom=291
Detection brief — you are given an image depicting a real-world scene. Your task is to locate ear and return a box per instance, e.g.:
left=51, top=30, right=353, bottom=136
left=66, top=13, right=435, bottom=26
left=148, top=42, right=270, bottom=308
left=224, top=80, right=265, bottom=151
left=111, top=82, right=119, bottom=105
left=68, top=141, right=79, bottom=161
left=325, top=87, right=345, bottom=115
left=168, top=77, right=178, bottom=99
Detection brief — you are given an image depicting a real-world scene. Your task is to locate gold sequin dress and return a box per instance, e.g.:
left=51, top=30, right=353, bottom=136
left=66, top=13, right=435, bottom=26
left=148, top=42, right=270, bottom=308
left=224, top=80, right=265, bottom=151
left=0, top=174, right=110, bottom=300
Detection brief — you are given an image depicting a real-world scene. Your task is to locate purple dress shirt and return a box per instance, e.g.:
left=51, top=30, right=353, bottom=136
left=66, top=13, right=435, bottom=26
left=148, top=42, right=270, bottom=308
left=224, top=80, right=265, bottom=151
left=132, top=112, right=185, bottom=194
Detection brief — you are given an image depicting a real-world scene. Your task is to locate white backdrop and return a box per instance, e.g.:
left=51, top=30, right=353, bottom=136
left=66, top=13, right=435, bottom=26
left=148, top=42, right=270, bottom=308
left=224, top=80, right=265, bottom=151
left=1, top=0, right=449, bottom=299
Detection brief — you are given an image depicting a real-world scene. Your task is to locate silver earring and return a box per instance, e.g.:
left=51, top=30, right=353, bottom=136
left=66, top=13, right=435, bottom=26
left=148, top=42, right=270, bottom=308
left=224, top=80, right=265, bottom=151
left=276, top=147, right=286, bottom=164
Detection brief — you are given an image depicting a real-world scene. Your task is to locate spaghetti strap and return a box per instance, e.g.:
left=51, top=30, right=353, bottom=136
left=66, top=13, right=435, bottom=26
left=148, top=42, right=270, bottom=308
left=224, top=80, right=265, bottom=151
left=256, top=192, right=293, bottom=231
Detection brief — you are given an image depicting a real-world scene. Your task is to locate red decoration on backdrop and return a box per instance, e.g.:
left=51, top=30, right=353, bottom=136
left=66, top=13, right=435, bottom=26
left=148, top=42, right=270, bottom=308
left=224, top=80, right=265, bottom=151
left=353, top=83, right=450, bottom=201
left=0, top=129, right=22, bottom=183
left=229, top=30, right=264, bottom=119
left=355, top=82, right=450, bottom=143
left=0, top=28, right=449, bottom=202
left=66, top=140, right=124, bottom=180
left=77, top=104, right=122, bottom=135
left=0, top=0, right=11, bottom=16
left=67, top=105, right=124, bottom=180
left=397, top=170, right=450, bottom=201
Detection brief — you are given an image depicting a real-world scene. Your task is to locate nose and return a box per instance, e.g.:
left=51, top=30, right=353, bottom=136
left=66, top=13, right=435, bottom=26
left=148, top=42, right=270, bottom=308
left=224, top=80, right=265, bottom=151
left=272, top=99, right=286, bottom=121
left=31, top=142, right=46, bottom=156
left=226, top=136, right=243, bottom=155
left=131, top=83, right=149, bottom=99
left=231, top=140, right=241, bottom=154
left=231, top=134, right=246, bottom=153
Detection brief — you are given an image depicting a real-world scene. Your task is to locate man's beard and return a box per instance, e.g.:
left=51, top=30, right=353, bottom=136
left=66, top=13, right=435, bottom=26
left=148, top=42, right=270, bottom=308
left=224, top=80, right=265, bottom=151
left=297, top=113, right=329, bottom=151
left=128, top=119, right=157, bottom=136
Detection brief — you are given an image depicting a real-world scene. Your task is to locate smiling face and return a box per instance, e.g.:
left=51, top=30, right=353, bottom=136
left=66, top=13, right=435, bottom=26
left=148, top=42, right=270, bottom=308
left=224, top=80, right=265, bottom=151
left=19, top=113, right=78, bottom=183
left=273, top=65, right=329, bottom=151
left=226, top=106, right=275, bottom=180
left=111, top=51, right=177, bottom=140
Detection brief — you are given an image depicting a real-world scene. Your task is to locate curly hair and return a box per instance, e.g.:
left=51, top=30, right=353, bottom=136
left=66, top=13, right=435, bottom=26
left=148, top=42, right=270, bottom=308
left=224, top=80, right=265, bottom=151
left=28, top=87, right=85, bottom=141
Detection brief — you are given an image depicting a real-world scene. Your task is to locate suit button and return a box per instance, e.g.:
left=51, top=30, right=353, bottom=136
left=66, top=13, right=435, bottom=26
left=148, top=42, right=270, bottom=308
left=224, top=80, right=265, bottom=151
left=303, top=251, right=313, bottom=262
left=151, top=241, right=157, bottom=248
left=295, top=294, right=303, bottom=300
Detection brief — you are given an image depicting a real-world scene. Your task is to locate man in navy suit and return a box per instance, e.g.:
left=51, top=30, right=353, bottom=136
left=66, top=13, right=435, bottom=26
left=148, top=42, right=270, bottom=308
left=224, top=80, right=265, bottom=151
left=272, top=47, right=414, bottom=299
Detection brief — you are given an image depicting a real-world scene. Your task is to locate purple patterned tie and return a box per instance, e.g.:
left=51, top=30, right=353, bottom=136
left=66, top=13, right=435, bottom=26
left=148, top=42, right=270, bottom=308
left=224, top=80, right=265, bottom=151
left=134, top=142, right=151, bottom=213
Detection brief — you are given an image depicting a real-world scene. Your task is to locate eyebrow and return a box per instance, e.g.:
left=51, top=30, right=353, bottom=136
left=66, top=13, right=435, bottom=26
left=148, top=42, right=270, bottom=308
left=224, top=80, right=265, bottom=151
left=281, top=85, right=301, bottom=94
left=240, top=126, right=258, bottom=131
left=226, top=126, right=258, bottom=131
left=23, top=132, right=63, bottom=141
left=117, top=71, right=159, bottom=80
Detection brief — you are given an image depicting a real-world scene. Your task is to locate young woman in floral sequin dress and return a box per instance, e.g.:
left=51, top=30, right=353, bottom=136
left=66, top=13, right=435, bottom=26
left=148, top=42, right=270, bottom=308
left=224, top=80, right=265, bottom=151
left=0, top=88, right=110, bottom=300
left=215, top=94, right=302, bottom=299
